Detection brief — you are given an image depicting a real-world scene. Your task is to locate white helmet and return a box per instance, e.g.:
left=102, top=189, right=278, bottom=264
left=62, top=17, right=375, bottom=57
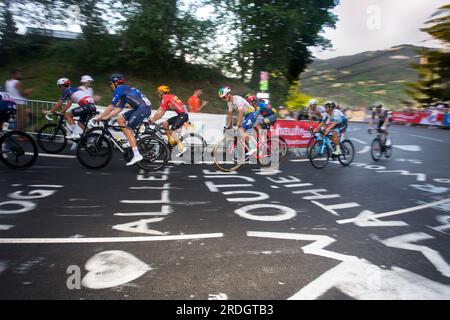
left=218, top=86, right=232, bottom=98
left=80, top=75, right=94, bottom=83
left=309, top=99, right=318, bottom=106
left=56, top=78, right=71, bottom=87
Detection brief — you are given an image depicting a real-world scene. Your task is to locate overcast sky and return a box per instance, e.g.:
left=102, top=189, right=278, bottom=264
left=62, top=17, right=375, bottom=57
left=311, top=0, right=449, bottom=59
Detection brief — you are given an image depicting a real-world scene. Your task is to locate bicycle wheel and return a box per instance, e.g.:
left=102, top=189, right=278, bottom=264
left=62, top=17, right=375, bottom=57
left=371, top=138, right=382, bottom=162
left=37, top=124, right=67, bottom=154
left=279, top=136, right=289, bottom=159
left=308, top=140, right=330, bottom=169
left=213, top=137, right=245, bottom=172
left=76, top=132, right=113, bottom=169
left=180, top=133, right=207, bottom=163
left=259, top=136, right=285, bottom=168
left=137, top=136, right=170, bottom=171
left=0, top=131, right=38, bottom=169
left=338, top=140, right=355, bottom=166
left=306, top=136, right=316, bottom=156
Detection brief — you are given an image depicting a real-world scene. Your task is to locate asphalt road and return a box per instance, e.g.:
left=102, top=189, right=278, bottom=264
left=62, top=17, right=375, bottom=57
left=0, top=122, right=449, bottom=300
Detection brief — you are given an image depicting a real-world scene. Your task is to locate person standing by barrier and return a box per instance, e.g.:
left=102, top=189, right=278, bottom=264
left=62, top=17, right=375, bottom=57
left=5, top=69, right=32, bottom=131
left=187, top=88, right=208, bottom=113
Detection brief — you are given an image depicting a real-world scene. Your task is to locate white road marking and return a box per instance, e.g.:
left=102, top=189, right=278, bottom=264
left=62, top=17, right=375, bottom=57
left=311, top=201, right=361, bottom=217
left=28, top=185, right=63, bottom=188
left=0, top=225, right=14, bottom=230
left=411, top=135, right=444, bottom=143
left=381, top=232, right=450, bottom=278
left=393, top=145, right=422, bottom=152
left=25, top=152, right=76, bottom=159
left=357, top=146, right=371, bottom=154
left=351, top=138, right=368, bottom=145
left=81, top=250, right=151, bottom=290
left=289, top=159, right=310, bottom=162
left=337, top=197, right=450, bottom=225
left=247, top=231, right=450, bottom=299
left=0, top=233, right=224, bottom=244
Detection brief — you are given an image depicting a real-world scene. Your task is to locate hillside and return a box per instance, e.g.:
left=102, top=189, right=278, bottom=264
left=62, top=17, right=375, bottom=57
left=300, top=44, right=430, bottom=108
left=0, top=56, right=252, bottom=114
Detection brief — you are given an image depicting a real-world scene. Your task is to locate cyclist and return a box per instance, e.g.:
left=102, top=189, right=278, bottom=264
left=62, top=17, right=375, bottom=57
left=0, top=91, right=16, bottom=131
left=219, top=86, right=258, bottom=155
left=323, top=101, right=348, bottom=156
left=150, top=85, right=189, bottom=157
left=91, top=74, right=151, bottom=166
left=309, top=99, right=327, bottom=122
left=368, top=102, right=392, bottom=146
left=46, top=78, right=96, bottom=139
left=245, top=94, right=277, bottom=129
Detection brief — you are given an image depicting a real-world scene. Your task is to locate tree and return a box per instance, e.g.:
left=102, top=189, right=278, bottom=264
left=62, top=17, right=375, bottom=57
left=407, top=4, right=450, bottom=106
left=209, top=0, right=338, bottom=106
left=0, top=0, right=19, bottom=64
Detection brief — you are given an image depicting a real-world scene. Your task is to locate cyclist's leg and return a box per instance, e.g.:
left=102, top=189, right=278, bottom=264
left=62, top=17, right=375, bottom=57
left=170, top=113, right=189, bottom=153
left=164, top=116, right=179, bottom=146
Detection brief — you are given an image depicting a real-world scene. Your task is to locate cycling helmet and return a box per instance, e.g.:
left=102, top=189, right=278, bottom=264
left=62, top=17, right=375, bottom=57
left=324, top=101, right=337, bottom=109
left=245, top=95, right=257, bottom=105
left=309, top=99, right=318, bottom=106
left=80, top=75, right=94, bottom=83
left=373, top=102, right=383, bottom=109
left=110, top=73, right=125, bottom=84
left=157, top=85, right=170, bottom=94
left=218, top=86, right=231, bottom=98
left=56, top=78, right=71, bottom=87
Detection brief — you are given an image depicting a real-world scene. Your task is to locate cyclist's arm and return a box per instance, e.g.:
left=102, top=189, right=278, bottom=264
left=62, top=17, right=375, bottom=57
left=103, top=106, right=122, bottom=120
left=95, top=104, right=115, bottom=121
left=61, top=100, right=73, bottom=113
left=226, top=109, right=233, bottom=128
left=150, top=107, right=165, bottom=123
left=382, top=117, right=389, bottom=129
left=236, top=108, right=244, bottom=128
left=368, top=112, right=375, bottom=127
left=48, top=100, right=63, bottom=113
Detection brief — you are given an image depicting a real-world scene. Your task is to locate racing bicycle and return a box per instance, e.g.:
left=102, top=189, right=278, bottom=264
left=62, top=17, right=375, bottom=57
left=37, top=111, right=97, bottom=154
left=369, top=128, right=393, bottom=161
left=0, top=112, right=38, bottom=169
left=308, top=129, right=354, bottom=169
left=76, top=120, right=170, bottom=171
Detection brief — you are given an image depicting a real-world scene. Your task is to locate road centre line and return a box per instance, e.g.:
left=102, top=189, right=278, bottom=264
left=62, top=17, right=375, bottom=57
left=0, top=233, right=224, bottom=244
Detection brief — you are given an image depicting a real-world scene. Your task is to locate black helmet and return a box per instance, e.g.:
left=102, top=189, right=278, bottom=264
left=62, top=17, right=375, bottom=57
left=373, top=102, right=383, bottom=109
left=110, top=73, right=125, bottom=84
left=324, top=101, right=337, bottom=109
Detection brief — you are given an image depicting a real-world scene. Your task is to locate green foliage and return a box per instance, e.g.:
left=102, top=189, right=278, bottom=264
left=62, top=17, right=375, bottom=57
left=284, top=82, right=314, bottom=110
left=408, top=5, right=450, bottom=106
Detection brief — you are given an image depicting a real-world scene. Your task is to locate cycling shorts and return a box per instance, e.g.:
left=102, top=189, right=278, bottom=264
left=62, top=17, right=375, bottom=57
left=122, top=105, right=152, bottom=130
left=242, top=112, right=258, bottom=131
left=167, top=113, right=189, bottom=130
left=71, top=104, right=96, bottom=124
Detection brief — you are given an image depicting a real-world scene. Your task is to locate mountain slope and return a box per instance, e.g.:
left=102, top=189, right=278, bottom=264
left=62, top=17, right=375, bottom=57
left=300, top=44, right=430, bottom=108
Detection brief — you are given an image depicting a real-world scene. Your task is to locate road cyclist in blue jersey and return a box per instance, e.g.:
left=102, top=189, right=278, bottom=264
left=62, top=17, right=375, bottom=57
left=90, top=74, right=152, bottom=166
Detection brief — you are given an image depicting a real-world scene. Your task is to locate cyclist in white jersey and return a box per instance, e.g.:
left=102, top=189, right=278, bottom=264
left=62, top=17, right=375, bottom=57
left=323, top=101, right=348, bottom=156
left=45, top=78, right=96, bottom=139
left=218, top=86, right=258, bottom=155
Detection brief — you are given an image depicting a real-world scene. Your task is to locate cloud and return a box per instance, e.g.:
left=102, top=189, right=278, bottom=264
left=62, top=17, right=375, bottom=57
left=311, top=0, right=448, bottom=59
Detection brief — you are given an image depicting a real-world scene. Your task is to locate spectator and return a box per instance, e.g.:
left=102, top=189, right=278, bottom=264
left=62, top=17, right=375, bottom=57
left=5, top=69, right=32, bottom=130
left=187, top=88, right=208, bottom=113
left=79, top=75, right=101, bottom=103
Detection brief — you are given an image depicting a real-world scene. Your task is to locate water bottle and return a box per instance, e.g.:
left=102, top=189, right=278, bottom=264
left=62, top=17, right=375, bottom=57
left=386, top=137, right=392, bottom=146
left=8, top=116, right=16, bottom=130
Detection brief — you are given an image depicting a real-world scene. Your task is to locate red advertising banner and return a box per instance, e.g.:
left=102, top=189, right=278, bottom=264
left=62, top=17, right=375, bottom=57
left=391, top=111, right=445, bottom=126
left=272, top=120, right=320, bottom=148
